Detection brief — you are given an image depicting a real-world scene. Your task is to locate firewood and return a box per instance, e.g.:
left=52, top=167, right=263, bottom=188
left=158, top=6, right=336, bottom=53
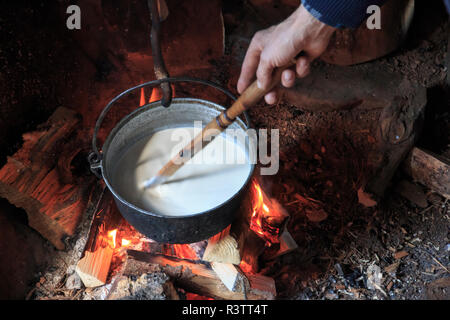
left=239, top=230, right=267, bottom=274
left=0, top=107, right=93, bottom=249
left=263, top=230, right=298, bottom=261
left=124, top=250, right=276, bottom=300
left=403, top=147, right=450, bottom=199
left=246, top=273, right=277, bottom=300
left=277, top=230, right=298, bottom=255
left=210, top=262, right=248, bottom=292
left=202, top=234, right=240, bottom=264
left=75, top=190, right=124, bottom=288
left=76, top=245, right=114, bottom=288
left=204, top=179, right=290, bottom=272
left=162, top=281, right=180, bottom=300
left=202, top=225, right=241, bottom=265
left=82, top=190, right=123, bottom=254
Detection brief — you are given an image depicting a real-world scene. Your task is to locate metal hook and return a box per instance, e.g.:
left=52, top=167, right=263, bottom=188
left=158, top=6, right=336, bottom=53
left=147, top=0, right=172, bottom=108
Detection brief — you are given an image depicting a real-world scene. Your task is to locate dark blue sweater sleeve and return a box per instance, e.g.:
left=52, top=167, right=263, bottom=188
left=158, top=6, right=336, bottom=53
left=302, top=0, right=389, bottom=29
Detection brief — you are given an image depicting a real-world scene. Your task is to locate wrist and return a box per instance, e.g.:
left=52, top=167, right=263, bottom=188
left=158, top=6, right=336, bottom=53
left=294, top=5, right=336, bottom=38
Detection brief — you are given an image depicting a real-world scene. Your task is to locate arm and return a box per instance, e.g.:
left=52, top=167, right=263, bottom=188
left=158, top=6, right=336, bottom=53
left=302, top=0, right=389, bottom=28
left=237, top=1, right=388, bottom=104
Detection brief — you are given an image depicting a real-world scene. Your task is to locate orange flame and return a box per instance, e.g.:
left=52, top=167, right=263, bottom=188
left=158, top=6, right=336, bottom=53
left=250, top=182, right=266, bottom=238
left=107, top=229, right=117, bottom=248
left=250, top=180, right=286, bottom=244
left=149, top=87, right=163, bottom=103
left=149, top=84, right=176, bottom=104
left=139, top=88, right=146, bottom=106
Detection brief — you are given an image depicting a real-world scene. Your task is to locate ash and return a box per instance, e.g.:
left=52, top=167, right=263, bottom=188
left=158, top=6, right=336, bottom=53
left=107, top=273, right=169, bottom=300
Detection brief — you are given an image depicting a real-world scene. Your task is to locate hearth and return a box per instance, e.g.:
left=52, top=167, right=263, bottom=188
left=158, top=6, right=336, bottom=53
left=1, top=0, right=449, bottom=302
left=74, top=175, right=296, bottom=299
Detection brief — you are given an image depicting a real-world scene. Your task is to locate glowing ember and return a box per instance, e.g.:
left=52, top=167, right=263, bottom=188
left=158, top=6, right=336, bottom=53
left=172, top=244, right=198, bottom=260
left=121, top=239, right=131, bottom=247
left=239, top=260, right=253, bottom=274
left=107, top=229, right=117, bottom=248
left=186, top=293, right=214, bottom=300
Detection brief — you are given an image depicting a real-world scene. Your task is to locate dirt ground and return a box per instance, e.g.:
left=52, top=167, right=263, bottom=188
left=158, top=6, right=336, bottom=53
left=0, top=0, right=448, bottom=300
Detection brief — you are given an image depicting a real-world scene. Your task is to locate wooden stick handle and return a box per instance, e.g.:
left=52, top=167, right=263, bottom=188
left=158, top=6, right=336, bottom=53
left=145, top=65, right=292, bottom=187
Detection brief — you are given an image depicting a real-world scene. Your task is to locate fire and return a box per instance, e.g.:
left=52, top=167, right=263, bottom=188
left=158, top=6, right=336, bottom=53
left=250, top=182, right=266, bottom=238
left=107, top=229, right=117, bottom=248
left=250, top=180, right=288, bottom=244
left=172, top=244, right=198, bottom=260
left=139, top=88, right=146, bottom=107
left=105, top=229, right=131, bottom=250
left=139, top=84, right=176, bottom=105
left=239, top=260, right=253, bottom=274
left=149, top=87, right=163, bottom=103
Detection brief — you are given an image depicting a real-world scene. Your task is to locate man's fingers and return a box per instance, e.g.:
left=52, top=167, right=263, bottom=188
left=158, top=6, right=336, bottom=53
left=264, top=91, right=277, bottom=105
left=237, top=37, right=263, bottom=94
left=296, top=56, right=311, bottom=78
left=281, top=69, right=296, bottom=88
left=256, top=54, right=274, bottom=91
left=238, top=49, right=260, bottom=94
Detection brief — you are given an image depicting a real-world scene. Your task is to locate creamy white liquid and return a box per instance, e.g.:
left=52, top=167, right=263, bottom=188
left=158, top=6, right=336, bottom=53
left=112, top=127, right=252, bottom=216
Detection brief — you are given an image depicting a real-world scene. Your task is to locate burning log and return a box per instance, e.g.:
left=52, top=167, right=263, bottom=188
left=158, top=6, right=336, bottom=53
left=76, top=180, right=286, bottom=297
left=203, top=179, right=293, bottom=272
left=0, top=107, right=94, bottom=249
left=119, top=250, right=276, bottom=300
left=403, top=147, right=450, bottom=199
left=75, top=190, right=124, bottom=288
left=250, top=181, right=290, bottom=243
left=210, top=262, right=248, bottom=292
left=82, top=191, right=123, bottom=254
left=262, top=230, right=298, bottom=261
left=76, top=228, right=119, bottom=288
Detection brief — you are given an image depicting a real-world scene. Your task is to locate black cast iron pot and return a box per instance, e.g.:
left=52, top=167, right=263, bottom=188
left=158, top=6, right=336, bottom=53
left=89, top=78, right=255, bottom=244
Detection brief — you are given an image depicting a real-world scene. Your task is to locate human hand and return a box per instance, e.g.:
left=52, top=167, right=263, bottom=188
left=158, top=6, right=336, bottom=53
left=237, top=5, right=336, bottom=104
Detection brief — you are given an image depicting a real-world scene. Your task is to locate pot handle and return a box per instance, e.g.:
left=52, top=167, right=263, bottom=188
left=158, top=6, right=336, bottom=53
left=88, top=77, right=249, bottom=176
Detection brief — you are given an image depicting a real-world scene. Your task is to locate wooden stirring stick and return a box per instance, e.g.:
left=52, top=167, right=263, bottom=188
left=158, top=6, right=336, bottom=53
left=142, top=64, right=292, bottom=189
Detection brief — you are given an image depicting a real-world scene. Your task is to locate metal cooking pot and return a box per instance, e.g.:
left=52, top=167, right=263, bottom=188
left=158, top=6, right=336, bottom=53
left=89, top=78, right=255, bottom=244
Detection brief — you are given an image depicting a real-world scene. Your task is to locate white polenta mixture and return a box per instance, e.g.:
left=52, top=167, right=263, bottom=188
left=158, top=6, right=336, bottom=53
left=113, top=127, right=252, bottom=216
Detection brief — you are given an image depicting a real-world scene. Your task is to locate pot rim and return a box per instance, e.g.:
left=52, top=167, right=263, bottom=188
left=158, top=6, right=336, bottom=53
left=100, top=97, right=255, bottom=219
